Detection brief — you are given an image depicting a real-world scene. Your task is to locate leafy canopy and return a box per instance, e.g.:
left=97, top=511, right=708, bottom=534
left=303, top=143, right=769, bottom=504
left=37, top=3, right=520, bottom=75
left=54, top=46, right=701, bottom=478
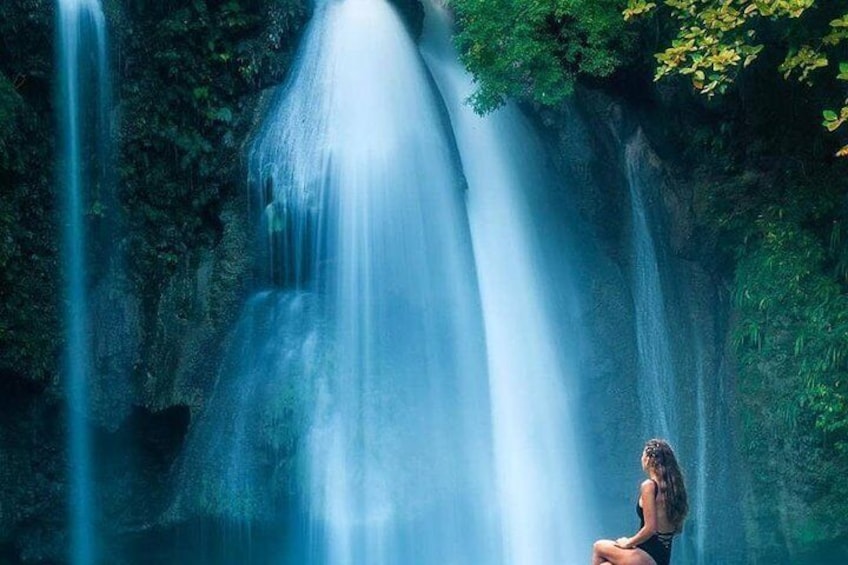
left=450, top=0, right=633, bottom=113
left=624, top=0, right=848, bottom=156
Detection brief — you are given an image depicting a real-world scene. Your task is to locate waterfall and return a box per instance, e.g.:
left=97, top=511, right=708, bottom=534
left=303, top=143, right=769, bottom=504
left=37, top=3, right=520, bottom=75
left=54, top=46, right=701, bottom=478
left=625, top=133, right=678, bottom=441
left=179, top=0, right=498, bottom=562
left=690, top=313, right=746, bottom=564
left=176, top=0, right=596, bottom=562
left=419, top=2, right=591, bottom=562
left=255, top=2, right=497, bottom=560
left=56, top=1, right=109, bottom=563
left=169, top=0, right=753, bottom=562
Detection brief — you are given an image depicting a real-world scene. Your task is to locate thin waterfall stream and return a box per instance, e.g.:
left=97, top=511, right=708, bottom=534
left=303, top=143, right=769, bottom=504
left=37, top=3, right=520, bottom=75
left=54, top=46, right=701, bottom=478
left=56, top=1, right=110, bottom=563
left=623, top=131, right=744, bottom=564
left=625, top=133, right=678, bottom=442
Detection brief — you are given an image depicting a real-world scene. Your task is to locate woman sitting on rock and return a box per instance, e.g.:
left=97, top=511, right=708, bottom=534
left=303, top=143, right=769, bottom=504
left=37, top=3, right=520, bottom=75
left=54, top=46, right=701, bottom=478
left=591, top=438, right=689, bottom=565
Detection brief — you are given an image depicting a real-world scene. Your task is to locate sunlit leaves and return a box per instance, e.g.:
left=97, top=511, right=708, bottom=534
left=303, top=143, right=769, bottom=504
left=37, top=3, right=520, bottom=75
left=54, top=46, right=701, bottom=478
left=824, top=13, right=848, bottom=46
left=624, top=0, right=848, bottom=156
left=779, top=45, right=828, bottom=83
left=626, top=0, right=816, bottom=93
left=622, top=0, right=656, bottom=20
left=823, top=61, right=848, bottom=153
left=822, top=105, right=848, bottom=132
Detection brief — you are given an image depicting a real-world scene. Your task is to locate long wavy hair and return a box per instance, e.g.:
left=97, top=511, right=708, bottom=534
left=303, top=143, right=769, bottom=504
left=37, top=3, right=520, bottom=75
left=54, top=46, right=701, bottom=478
left=644, top=438, right=688, bottom=531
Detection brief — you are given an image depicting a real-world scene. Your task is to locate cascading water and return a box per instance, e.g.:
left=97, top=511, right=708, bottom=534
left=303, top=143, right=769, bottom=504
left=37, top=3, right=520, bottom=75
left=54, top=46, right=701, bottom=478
left=625, top=134, right=678, bottom=442
left=623, top=133, right=694, bottom=563
left=256, top=2, right=498, bottom=561
left=622, top=132, right=745, bottom=564
left=179, top=0, right=499, bottom=562
left=56, top=1, right=109, bottom=563
left=178, top=0, right=597, bottom=562
left=419, top=2, right=592, bottom=562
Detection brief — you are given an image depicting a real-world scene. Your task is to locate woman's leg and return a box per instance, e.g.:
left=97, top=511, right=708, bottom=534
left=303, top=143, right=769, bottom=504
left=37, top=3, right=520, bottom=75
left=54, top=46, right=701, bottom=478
left=592, top=540, right=623, bottom=565
left=592, top=540, right=657, bottom=565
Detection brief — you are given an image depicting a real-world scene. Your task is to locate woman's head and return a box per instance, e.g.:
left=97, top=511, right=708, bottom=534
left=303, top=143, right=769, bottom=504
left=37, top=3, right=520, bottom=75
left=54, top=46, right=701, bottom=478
left=642, top=438, right=689, bottom=531
left=642, top=439, right=675, bottom=473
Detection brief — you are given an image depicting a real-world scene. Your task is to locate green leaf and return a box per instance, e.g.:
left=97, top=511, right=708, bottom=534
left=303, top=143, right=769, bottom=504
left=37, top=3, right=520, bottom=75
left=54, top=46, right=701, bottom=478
left=215, top=107, right=233, bottom=123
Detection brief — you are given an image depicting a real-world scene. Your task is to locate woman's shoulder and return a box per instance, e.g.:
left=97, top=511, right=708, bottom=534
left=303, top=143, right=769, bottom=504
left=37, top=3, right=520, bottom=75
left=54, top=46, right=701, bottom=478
left=640, top=479, right=658, bottom=495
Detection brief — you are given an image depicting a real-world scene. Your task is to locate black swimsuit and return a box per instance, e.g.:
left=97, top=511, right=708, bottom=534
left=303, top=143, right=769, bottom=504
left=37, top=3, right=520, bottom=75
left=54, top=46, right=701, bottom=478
left=635, top=480, right=675, bottom=565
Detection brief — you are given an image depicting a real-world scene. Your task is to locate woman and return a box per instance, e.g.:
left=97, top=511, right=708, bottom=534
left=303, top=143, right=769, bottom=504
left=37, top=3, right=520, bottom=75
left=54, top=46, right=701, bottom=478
left=591, top=439, right=689, bottom=565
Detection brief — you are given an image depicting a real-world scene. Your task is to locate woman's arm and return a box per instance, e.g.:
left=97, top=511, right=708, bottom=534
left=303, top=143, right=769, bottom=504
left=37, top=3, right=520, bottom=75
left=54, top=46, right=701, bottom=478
left=616, top=480, right=658, bottom=548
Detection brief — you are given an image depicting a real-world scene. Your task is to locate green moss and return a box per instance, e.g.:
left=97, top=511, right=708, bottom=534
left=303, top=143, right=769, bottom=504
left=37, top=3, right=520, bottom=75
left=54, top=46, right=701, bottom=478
left=108, top=0, right=308, bottom=385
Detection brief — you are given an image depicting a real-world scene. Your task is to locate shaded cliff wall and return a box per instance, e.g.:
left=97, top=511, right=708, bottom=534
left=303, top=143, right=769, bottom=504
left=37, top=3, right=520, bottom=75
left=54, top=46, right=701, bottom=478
left=540, top=88, right=746, bottom=562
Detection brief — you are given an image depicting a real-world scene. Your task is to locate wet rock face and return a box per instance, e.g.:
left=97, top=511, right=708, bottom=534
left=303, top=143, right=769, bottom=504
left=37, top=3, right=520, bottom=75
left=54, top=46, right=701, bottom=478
left=0, top=375, right=191, bottom=565
left=542, top=93, right=644, bottom=528
left=93, top=404, right=191, bottom=561
left=89, top=270, right=143, bottom=430
left=545, top=87, right=744, bottom=554
left=77, top=198, right=253, bottom=430
left=138, top=202, right=253, bottom=414
left=545, top=90, right=631, bottom=257
left=388, top=0, right=425, bottom=39
left=549, top=87, right=699, bottom=262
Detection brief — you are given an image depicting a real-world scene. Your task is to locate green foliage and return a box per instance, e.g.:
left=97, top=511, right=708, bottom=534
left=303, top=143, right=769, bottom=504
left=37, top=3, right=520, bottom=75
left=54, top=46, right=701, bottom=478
left=116, top=0, right=307, bottom=287
left=0, top=0, right=308, bottom=381
left=724, top=186, right=848, bottom=542
left=0, top=3, right=60, bottom=381
left=450, top=0, right=634, bottom=113
left=624, top=0, right=848, bottom=156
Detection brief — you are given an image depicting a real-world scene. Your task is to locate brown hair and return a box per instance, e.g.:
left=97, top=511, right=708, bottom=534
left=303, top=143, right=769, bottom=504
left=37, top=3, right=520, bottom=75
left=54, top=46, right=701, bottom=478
left=644, top=438, right=689, bottom=531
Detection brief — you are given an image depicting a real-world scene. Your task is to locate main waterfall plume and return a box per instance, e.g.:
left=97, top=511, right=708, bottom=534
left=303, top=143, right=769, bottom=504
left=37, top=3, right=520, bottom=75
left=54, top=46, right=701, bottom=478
left=251, top=2, right=498, bottom=559
left=179, top=0, right=498, bottom=562
left=175, top=0, right=595, bottom=562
